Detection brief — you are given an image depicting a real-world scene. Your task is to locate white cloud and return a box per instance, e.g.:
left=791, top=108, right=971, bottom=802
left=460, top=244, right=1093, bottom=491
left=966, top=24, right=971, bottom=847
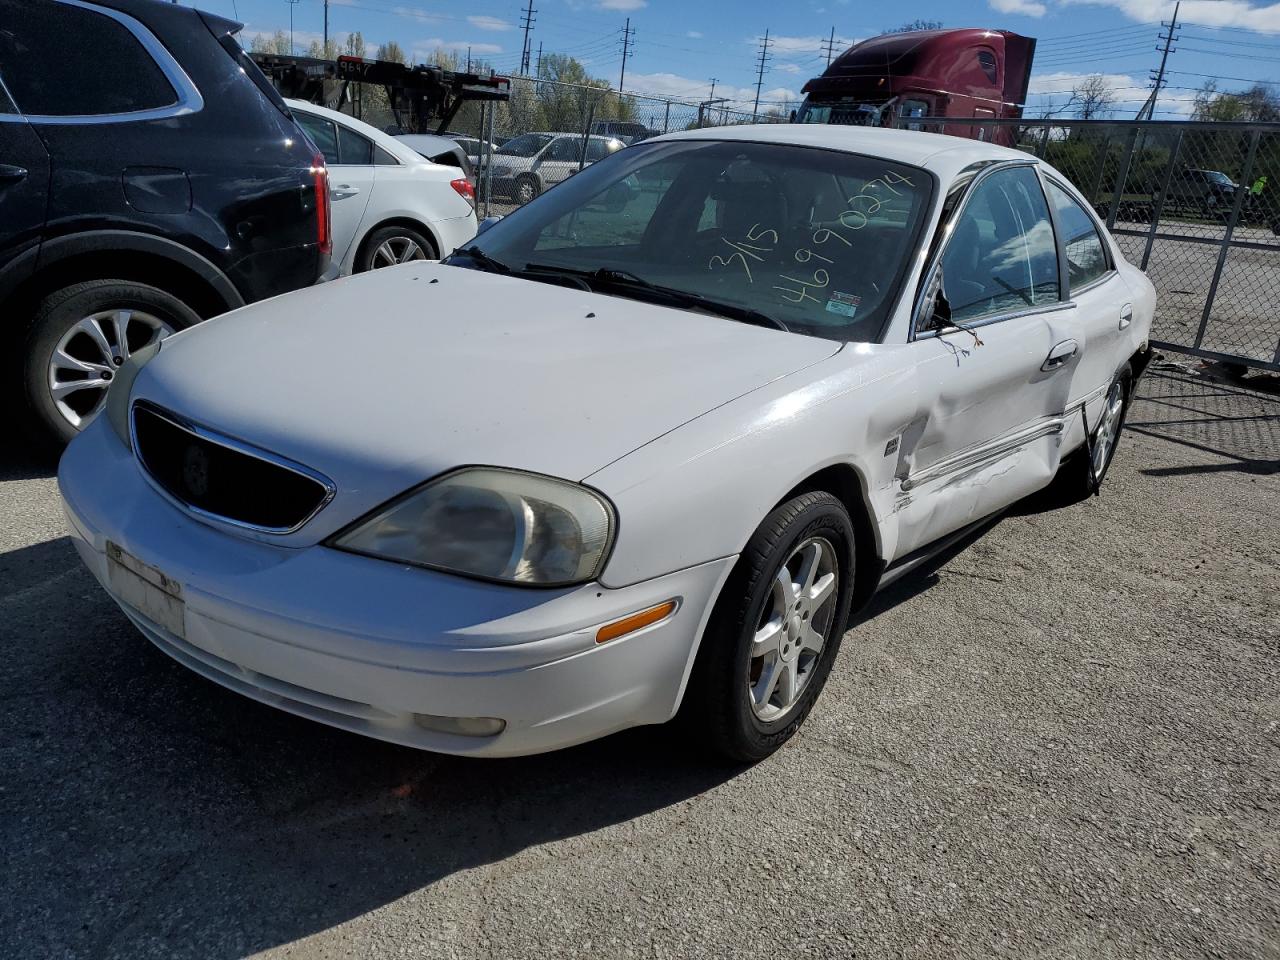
left=687, top=30, right=703, bottom=39
left=467, top=15, right=513, bottom=31
left=765, top=34, right=858, bottom=56
left=624, top=70, right=801, bottom=112
left=392, top=6, right=441, bottom=24
left=776, top=63, right=804, bottom=73
left=989, top=0, right=1048, bottom=16
left=598, top=0, right=648, bottom=9
left=417, top=39, right=503, bottom=56
left=1066, top=0, right=1280, bottom=33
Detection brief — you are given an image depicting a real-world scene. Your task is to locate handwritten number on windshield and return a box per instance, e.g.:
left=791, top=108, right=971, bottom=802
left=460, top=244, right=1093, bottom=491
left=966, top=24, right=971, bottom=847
left=708, top=223, right=778, bottom=282
left=774, top=269, right=829, bottom=305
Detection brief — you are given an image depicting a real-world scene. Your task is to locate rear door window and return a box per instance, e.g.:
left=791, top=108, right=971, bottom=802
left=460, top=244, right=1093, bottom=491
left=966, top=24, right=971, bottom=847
left=0, top=0, right=177, bottom=116
left=1046, top=179, right=1110, bottom=290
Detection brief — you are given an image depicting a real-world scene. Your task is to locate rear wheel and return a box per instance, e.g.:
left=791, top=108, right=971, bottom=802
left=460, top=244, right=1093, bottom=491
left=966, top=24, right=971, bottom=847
left=357, top=225, right=435, bottom=271
left=20, top=280, right=198, bottom=449
left=1043, top=364, right=1132, bottom=505
left=514, top=175, right=540, bottom=205
left=684, top=491, right=856, bottom=763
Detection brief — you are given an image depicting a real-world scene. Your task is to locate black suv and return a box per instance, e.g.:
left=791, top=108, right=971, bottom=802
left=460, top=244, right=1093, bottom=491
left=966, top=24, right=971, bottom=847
left=0, top=0, right=330, bottom=447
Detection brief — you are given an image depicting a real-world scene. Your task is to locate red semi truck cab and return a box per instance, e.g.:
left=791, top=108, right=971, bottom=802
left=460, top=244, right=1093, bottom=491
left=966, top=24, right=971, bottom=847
left=797, top=28, right=1036, bottom=143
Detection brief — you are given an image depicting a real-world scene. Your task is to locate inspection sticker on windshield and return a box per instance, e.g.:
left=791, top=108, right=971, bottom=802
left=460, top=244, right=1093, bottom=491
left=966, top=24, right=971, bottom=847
left=825, top=291, right=861, bottom=318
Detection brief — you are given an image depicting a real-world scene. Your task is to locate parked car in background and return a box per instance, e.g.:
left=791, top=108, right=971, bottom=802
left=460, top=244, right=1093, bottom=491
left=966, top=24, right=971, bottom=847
left=289, top=101, right=478, bottom=273
left=487, top=132, right=625, bottom=204
left=1167, top=168, right=1238, bottom=218
left=1, top=0, right=329, bottom=449
left=445, top=134, right=500, bottom=168
left=395, top=133, right=473, bottom=181
left=60, top=125, right=1154, bottom=763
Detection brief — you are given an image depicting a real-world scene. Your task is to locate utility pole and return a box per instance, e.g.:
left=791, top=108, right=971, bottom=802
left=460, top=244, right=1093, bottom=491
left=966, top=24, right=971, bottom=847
left=287, top=0, right=301, bottom=55
left=822, top=27, right=839, bottom=66
left=536, top=42, right=543, bottom=76
left=466, top=46, right=471, bottom=72
left=519, top=0, right=537, bottom=75
left=709, top=78, right=717, bottom=101
left=323, top=0, right=329, bottom=51
left=619, top=18, right=636, bottom=95
left=752, top=29, right=772, bottom=121
left=1137, top=1, right=1180, bottom=120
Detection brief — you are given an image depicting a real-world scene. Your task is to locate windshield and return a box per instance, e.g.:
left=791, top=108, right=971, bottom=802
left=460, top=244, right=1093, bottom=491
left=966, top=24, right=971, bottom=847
left=498, top=133, right=553, bottom=157
left=1204, top=170, right=1234, bottom=186
left=796, top=98, right=890, bottom=126
left=448, top=139, right=934, bottom=343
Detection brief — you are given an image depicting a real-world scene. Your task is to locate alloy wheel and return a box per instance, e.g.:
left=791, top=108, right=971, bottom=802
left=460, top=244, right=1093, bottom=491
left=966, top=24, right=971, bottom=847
left=372, top=236, right=428, bottom=268
left=1092, top=380, right=1126, bottom=477
left=47, top=309, right=174, bottom=429
left=748, top=536, right=840, bottom=723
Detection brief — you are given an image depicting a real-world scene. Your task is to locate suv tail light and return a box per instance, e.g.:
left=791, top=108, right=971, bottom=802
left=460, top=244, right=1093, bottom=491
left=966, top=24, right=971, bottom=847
left=450, top=177, right=476, bottom=208
left=312, top=153, right=332, bottom=256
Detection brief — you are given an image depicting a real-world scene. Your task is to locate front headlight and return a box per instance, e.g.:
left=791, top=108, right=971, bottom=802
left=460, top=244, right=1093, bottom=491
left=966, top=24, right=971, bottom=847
left=330, top=467, right=615, bottom=586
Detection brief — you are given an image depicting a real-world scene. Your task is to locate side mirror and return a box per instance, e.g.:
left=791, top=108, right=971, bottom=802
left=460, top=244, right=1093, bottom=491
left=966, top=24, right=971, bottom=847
left=915, top=264, right=950, bottom=333
left=477, top=215, right=503, bottom=236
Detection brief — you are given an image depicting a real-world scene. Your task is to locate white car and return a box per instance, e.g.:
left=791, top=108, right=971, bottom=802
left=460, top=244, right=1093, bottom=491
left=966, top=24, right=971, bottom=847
left=287, top=100, right=478, bottom=274
left=487, top=131, right=626, bottom=203
left=59, top=125, right=1154, bottom=762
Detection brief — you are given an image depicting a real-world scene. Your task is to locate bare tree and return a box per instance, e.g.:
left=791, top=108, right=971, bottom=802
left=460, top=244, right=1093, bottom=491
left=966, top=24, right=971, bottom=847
left=1193, top=79, right=1280, bottom=122
left=376, top=41, right=407, bottom=65
left=250, top=31, right=291, bottom=55
left=1075, top=75, right=1115, bottom=120
left=885, top=19, right=944, bottom=33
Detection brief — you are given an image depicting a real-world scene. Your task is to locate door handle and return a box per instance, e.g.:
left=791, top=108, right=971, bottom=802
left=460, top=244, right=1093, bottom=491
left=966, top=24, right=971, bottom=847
left=0, top=164, right=28, bottom=182
left=1119, top=304, right=1133, bottom=330
left=1042, top=339, right=1078, bottom=371
left=329, top=184, right=360, bottom=199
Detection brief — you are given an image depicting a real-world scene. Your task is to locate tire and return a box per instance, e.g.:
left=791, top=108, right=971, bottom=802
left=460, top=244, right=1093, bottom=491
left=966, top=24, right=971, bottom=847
left=19, top=280, right=200, bottom=450
left=683, top=491, right=857, bottom=763
left=357, top=225, right=436, bottom=272
left=514, top=175, right=540, bottom=205
left=1042, top=364, right=1133, bottom=506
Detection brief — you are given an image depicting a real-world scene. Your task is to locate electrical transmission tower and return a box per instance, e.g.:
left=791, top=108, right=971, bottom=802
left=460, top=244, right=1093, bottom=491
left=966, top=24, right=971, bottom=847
left=519, top=0, right=537, bottom=75
left=752, top=29, right=772, bottom=121
left=619, top=18, right=636, bottom=95
left=822, top=27, right=839, bottom=66
left=1137, top=1, right=1180, bottom=120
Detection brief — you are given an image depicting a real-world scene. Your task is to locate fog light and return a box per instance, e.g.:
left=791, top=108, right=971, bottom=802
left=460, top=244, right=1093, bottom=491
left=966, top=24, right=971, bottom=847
left=413, top=713, right=506, bottom=737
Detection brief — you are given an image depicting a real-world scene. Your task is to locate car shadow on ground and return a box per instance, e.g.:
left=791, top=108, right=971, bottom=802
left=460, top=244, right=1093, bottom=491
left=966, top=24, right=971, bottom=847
left=0, top=532, right=744, bottom=958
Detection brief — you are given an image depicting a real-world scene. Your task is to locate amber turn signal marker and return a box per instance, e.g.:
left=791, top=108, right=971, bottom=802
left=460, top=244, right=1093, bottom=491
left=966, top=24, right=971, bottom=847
left=595, top=599, right=678, bottom=644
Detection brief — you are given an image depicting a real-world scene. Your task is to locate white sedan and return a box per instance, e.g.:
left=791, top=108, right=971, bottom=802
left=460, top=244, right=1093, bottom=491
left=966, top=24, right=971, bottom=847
left=58, top=126, right=1154, bottom=761
left=287, top=100, right=478, bottom=274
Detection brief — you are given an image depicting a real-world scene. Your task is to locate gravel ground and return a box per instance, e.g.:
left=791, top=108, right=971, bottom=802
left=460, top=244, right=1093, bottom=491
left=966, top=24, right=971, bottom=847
left=1, top=363, right=1277, bottom=960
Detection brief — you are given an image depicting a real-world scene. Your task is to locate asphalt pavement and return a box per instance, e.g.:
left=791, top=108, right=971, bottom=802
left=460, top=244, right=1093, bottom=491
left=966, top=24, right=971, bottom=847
left=1, top=362, right=1277, bottom=959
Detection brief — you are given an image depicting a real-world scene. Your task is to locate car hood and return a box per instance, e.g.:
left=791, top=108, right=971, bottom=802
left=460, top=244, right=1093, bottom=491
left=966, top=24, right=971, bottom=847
left=133, top=263, right=840, bottom=542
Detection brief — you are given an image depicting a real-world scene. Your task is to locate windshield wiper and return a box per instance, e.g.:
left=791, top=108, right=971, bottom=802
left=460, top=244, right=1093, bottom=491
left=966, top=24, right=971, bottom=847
left=454, top=245, right=511, bottom=274
left=520, top=263, right=790, bottom=332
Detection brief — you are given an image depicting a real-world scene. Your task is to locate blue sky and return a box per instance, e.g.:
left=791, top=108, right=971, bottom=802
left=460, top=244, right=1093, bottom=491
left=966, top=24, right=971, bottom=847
left=210, top=0, right=1280, bottom=117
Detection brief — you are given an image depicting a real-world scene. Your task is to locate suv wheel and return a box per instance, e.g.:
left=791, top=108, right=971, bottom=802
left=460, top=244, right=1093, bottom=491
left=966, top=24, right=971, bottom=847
left=21, top=280, right=199, bottom=448
left=358, top=225, right=436, bottom=272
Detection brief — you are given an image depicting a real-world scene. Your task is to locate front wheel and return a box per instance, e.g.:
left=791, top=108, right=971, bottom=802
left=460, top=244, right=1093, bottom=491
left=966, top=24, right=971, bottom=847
left=514, top=175, right=540, bottom=205
left=684, top=491, right=856, bottom=763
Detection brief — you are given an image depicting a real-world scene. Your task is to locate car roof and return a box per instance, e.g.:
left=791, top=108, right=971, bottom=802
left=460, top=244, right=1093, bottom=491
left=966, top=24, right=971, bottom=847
left=516, top=132, right=622, bottom=142
left=285, top=98, right=426, bottom=166
left=652, top=124, right=1033, bottom=178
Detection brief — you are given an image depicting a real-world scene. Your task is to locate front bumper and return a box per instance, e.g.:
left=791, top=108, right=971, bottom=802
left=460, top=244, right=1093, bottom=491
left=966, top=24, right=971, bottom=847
left=58, top=419, right=735, bottom=757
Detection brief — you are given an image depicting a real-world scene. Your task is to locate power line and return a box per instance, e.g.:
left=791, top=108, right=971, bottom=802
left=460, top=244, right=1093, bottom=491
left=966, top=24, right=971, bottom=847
left=519, top=0, right=536, bottom=74
left=618, top=17, right=635, bottom=96
left=752, top=29, right=771, bottom=121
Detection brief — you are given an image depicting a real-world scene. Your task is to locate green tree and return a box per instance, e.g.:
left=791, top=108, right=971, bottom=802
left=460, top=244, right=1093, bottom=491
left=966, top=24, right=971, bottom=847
left=306, top=38, right=340, bottom=60
left=250, top=31, right=291, bottom=55
left=376, top=41, right=407, bottom=65
left=1192, top=80, right=1280, bottom=122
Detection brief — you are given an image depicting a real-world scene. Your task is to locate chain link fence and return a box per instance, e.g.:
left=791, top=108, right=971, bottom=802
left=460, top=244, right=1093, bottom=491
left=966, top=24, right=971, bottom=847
left=453, top=76, right=775, bottom=219
left=897, top=116, right=1280, bottom=372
